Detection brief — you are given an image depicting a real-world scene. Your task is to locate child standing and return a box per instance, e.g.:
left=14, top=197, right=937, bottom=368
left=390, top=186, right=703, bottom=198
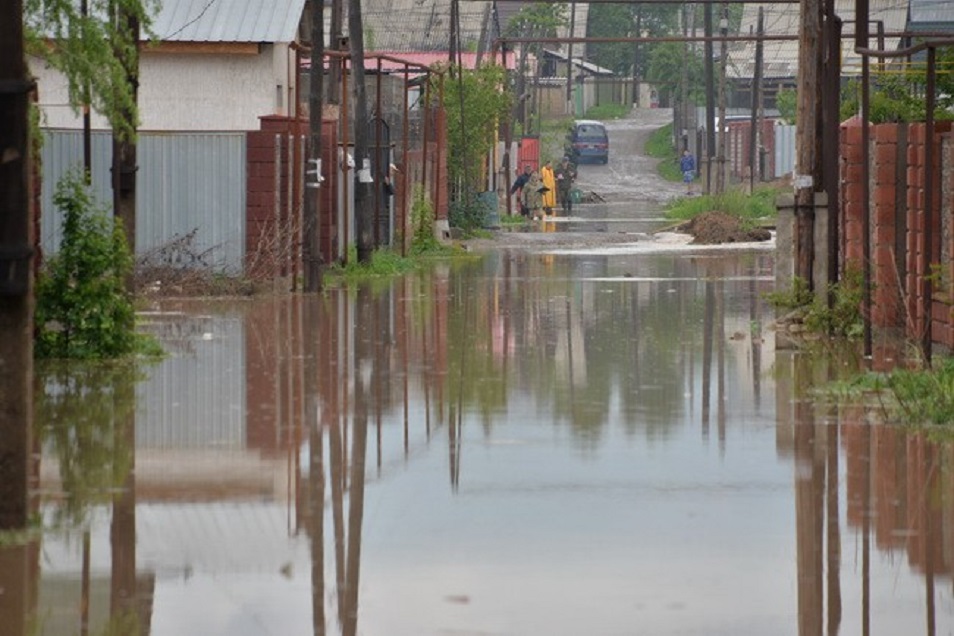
left=680, top=149, right=696, bottom=194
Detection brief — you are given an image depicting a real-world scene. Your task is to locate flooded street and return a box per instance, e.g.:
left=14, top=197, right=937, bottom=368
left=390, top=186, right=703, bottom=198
left=5, top=111, right=954, bottom=636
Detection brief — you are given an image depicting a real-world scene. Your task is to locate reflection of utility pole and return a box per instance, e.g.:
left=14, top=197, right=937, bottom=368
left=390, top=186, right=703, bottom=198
left=305, top=296, right=326, bottom=636
left=702, top=280, right=714, bottom=437
left=825, top=402, right=841, bottom=635
left=794, top=355, right=823, bottom=636
left=342, top=287, right=372, bottom=636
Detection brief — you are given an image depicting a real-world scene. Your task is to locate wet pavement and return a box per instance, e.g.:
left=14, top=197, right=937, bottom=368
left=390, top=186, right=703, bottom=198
left=4, top=110, right=954, bottom=636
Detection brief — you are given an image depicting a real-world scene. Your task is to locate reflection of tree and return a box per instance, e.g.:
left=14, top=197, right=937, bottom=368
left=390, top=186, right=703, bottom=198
left=34, top=361, right=139, bottom=525
left=33, top=359, right=150, bottom=636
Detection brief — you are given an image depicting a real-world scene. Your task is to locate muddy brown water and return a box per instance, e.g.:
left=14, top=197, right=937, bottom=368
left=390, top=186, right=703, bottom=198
left=4, top=111, right=953, bottom=636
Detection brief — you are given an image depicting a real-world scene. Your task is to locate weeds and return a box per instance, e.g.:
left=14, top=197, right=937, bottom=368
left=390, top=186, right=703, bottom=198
left=666, top=186, right=779, bottom=227
left=584, top=103, right=630, bottom=120
left=830, top=358, right=954, bottom=426
left=766, top=268, right=865, bottom=339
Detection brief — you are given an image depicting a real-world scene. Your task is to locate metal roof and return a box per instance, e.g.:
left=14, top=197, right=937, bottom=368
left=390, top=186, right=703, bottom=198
left=151, top=0, right=307, bottom=43
left=909, top=0, right=954, bottom=27
left=727, top=0, right=908, bottom=80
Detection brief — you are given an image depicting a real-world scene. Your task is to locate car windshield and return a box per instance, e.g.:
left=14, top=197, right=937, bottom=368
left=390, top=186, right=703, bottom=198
left=576, top=126, right=606, bottom=140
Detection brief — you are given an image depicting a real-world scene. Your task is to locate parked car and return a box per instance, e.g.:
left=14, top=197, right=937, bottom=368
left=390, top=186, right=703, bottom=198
left=565, top=120, right=609, bottom=164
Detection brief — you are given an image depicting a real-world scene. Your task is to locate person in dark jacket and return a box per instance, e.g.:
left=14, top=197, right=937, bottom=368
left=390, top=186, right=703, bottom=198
left=510, top=164, right=533, bottom=216
left=554, top=156, right=576, bottom=214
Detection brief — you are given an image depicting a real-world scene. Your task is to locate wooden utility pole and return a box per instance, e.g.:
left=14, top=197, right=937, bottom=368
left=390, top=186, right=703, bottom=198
left=0, top=0, right=32, bottom=529
left=749, top=7, right=764, bottom=192
left=566, top=2, right=576, bottom=114
left=303, top=0, right=325, bottom=292
left=715, top=3, right=729, bottom=193
left=795, top=0, right=822, bottom=284
left=348, top=0, right=374, bottom=262
left=329, top=0, right=343, bottom=103
left=704, top=2, right=715, bottom=193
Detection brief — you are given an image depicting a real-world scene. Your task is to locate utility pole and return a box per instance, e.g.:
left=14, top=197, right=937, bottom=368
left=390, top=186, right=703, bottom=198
left=348, top=0, right=374, bottom=262
left=680, top=3, right=689, bottom=151
left=631, top=6, right=642, bottom=106
left=303, top=0, right=325, bottom=292
left=329, top=0, right=343, bottom=103
left=0, top=0, right=32, bottom=529
left=795, top=0, right=822, bottom=284
left=715, top=3, right=728, bottom=194
left=704, top=2, right=715, bottom=193
left=566, top=2, right=576, bottom=115
left=749, top=7, right=764, bottom=192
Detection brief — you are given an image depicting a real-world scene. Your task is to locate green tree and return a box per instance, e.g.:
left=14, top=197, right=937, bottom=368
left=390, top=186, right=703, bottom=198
left=587, top=3, right=680, bottom=79
left=441, top=64, right=512, bottom=192
left=24, top=0, right=153, bottom=141
left=645, top=41, right=704, bottom=104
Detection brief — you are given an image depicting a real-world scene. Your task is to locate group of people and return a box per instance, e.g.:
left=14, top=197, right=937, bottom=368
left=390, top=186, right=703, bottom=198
left=510, top=156, right=577, bottom=221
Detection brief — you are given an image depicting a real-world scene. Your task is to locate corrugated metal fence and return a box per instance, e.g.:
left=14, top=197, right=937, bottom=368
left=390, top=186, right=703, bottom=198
left=774, top=124, right=796, bottom=179
left=41, top=130, right=246, bottom=273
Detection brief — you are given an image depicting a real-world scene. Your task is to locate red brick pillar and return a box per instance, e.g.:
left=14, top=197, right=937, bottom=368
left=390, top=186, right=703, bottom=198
left=839, top=117, right=864, bottom=270
left=906, top=123, right=925, bottom=336
left=871, top=124, right=901, bottom=328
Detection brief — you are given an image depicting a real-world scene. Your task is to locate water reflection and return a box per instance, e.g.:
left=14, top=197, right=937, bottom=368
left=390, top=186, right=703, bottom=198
left=6, top=251, right=954, bottom=634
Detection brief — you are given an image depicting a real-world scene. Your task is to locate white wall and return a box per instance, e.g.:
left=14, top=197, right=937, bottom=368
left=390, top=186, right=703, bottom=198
left=30, top=43, right=296, bottom=132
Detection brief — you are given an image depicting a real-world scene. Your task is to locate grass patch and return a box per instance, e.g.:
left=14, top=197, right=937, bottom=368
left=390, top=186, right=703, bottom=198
left=829, top=357, right=954, bottom=426
left=584, top=103, right=630, bottom=120
left=645, top=124, right=682, bottom=182
left=326, top=247, right=420, bottom=281
left=666, top=186, right=779, bottom=225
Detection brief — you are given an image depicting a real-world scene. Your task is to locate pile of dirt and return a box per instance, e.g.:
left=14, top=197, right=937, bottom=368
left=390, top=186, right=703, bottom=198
left=677, top=210, right=772, bottom=245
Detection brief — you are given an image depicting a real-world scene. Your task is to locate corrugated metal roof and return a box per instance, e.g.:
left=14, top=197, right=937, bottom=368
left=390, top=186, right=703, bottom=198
left=151, top=0, right=307, bottom=43
left=909, top=0, right=954, bottom=26
left=728, top=0, right=908, bottom=79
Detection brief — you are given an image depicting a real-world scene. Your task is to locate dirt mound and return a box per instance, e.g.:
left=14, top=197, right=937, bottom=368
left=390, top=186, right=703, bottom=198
left=678, top=211, right=772, bottom=245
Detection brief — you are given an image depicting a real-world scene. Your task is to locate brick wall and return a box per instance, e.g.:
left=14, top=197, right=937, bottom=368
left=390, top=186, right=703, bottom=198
left=839, top=119, right=954, bottom=350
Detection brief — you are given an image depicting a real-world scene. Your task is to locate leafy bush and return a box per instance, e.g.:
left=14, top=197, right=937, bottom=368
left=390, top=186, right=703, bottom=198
left=410, top=185, right=444, bottom=254
left=35, top=173, right=158, bottom=359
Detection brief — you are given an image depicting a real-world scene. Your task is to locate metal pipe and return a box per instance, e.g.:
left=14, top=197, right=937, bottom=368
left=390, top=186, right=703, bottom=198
left=923, top=46, right=936, bottom=365
left=341, top=57, right=350, bottom=264
left=861, top=52, right=871, bottom=357
left=402, top=63, right=410, bottom=256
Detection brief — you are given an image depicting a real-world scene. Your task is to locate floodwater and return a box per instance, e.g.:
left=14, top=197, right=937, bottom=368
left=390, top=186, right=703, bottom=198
left=4, top=111, right=954, bottom=635
left=6, top=247, right=954, bottom=636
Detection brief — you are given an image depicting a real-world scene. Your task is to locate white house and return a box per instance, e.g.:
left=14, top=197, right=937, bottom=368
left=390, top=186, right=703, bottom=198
left=31, top=0, right=310, bottom=132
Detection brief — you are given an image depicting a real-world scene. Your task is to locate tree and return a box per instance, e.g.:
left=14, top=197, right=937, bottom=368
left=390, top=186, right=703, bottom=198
left=587, top=2, right=680, bottom=79
left=645, top=41, right=704, bottom=104
left=505, top=2, right=567, bottom=131
left=24, top=0, right=151, bottom=143
left=441, top=64, right=512, bottom=195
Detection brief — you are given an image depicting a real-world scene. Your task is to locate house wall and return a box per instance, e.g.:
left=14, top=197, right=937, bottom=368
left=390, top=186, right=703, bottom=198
left=30, top=44, right=294, bottom=132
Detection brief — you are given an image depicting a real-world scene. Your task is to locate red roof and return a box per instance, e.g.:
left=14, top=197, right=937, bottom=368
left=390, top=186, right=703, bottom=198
left=301, top=51, right=516, bottom=72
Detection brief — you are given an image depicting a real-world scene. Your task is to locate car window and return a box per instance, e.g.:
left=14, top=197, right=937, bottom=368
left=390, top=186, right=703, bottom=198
left=576, top=125, right=606, bottom=141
